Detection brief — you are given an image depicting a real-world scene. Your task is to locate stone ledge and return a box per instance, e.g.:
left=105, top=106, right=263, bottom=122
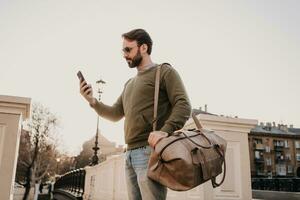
left=0, top=95, right=31, bottom=119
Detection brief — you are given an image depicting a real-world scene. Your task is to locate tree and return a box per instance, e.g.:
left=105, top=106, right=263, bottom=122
left=15, top=103, right=59, bottom=200
left=56, top=155, right=76, bottom=175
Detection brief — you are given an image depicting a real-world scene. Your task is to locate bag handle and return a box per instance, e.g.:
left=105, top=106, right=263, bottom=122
left=182, top=131, right=213, bottom=149
left=211, top=146, right=227, bottom=188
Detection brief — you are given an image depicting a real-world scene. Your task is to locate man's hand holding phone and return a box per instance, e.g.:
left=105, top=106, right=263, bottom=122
left=78, top=71, right=97, bottom=107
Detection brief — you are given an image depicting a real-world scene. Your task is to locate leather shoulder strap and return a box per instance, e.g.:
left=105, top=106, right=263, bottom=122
left=192, top=112, right=203, bottom=129
left=153, top=65, right=161, bottom=131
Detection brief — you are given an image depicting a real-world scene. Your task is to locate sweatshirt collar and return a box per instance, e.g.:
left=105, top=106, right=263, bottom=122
left=137, top=63, right=157, bottom=75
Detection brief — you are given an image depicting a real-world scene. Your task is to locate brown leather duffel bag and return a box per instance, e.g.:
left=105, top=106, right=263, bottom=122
left=147, top=65, right=227, bottom=191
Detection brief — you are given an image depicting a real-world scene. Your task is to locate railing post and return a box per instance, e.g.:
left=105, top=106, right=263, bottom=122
left=75, top=169, right=80, bottom=196
left=80, top=169, right=83, bottom=195
left=71, top=170, right=75, bottom=193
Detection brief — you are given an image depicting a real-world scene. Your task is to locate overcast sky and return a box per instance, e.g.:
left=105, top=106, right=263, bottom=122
left=1, top=0, right=299, bottom=155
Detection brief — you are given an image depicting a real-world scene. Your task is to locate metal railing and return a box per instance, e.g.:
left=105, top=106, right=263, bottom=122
left=252, top=178, right=300, bottom=192
left=53, top=168, right=86, bottom=200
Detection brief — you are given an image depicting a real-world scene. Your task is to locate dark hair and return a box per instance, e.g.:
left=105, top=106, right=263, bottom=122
left=122, top=29, right=153, bottom=55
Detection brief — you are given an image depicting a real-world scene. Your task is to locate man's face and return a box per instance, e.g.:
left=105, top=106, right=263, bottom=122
left=122, top=39, right=143, bottom=68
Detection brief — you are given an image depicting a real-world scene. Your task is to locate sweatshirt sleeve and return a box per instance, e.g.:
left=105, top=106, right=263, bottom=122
left=160, top=66, right=191, bottom=134
left=91, top=93, right=124, bottom=122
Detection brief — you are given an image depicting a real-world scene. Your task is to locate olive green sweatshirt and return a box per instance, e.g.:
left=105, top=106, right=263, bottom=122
left=91, top=63, right=191, bottom=149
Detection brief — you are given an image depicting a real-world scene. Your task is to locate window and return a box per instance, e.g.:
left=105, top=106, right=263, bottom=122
left=295, top=141, right=300, bottom=149
left=256, top=165, right=264, bottom=175
left=274, top=140, right=284, bottom=147
left=296, top=154, right=300, bottom=161
left=286, top=154, right=291, bottom=161
left=254, top=138, right=263, bottom=144
left=276, top=164, right=286, bottom=176
left=284, top=140, right=289, bottom=148
left=267, top=171, right=272, bottom=178
left=288, top=165, right=293, bottom=173
left=255, top=151, right=260, bottom=159
left=254, top=138, right=264, bottom=150
left=266, top=158, right=272, bottom=166
left=276, top=152, right=284, bottom=160
left=265, top=146, right=271, bottom=152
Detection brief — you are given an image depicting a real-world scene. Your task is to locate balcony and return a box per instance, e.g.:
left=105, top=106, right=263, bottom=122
left=254, top=143, right=265, bottom=151
left=275, top=159, right=286, bottom=164
left=275, top=158, right=286, bottom=164
left=285, top=157, right=292, bottom=162
left=255, top=158, right=265, bottom=163
left=256, top=171, right=266, bottom=176
left=274, top=145, right=284, bottom=151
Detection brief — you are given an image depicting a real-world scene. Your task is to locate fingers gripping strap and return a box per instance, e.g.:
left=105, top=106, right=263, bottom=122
left=153, top=65, right=161, bottom=131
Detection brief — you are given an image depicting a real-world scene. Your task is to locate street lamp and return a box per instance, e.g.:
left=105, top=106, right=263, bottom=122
left=90, top=78, right=106, bottom=166
left=56, top=158, right=60, bottom=174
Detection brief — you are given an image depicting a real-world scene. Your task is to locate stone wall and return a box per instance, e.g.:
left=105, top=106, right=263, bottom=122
left=83, top=114, right=257, bottom=200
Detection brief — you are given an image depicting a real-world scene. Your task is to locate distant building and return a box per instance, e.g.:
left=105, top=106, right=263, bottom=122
left=192, top=104, right=216, bottom=116
left=249, top=122, right=300, bottom=178
left=75, top=133, right=124, bottom=168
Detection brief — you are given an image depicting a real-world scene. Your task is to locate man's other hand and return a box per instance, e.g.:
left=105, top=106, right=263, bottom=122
left=79, top=80, right=96, bottom=106
left=148, top=131, right=168, bottom=148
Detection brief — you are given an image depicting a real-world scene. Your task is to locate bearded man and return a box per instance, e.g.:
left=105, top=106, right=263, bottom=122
left=79, top=29, right=191, bottom=200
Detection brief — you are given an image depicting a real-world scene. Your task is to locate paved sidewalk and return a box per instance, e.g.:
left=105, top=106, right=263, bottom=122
left=13, top=187, right=34, bottom=200
left=38, top=194, right=51, bottom=200
left=253, top=190, right=300, bottom=200
left=14, top=187, right=50, bottom=200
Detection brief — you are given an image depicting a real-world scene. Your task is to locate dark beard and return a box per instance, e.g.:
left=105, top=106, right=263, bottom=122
left=127, top=50, right=143, bottom=68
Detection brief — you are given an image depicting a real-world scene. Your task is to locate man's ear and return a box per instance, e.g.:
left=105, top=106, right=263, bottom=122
left=141, top=44, right=148, bottom=54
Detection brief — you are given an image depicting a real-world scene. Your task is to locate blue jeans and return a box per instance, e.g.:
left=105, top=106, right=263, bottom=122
left=125, top=146, right=167, bottom=200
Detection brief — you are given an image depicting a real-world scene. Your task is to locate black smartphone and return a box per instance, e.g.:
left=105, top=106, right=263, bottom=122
left=77, top=71, right=90, bottom=94
left=77, top=71, right=85, bottom=82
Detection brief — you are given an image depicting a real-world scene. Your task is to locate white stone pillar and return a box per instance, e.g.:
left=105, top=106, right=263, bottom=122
left=181, top=114, right=257, bottom=200
left=83, top=155, right=128, bottom=200
left=0, top=95, right=31, bottom=200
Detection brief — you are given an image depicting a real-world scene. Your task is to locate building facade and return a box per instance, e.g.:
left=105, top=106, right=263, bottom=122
left=249, top=122, right=300, bottom=178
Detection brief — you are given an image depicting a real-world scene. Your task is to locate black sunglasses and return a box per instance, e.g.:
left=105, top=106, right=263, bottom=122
left=122, top=45, right=139, bottom=54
